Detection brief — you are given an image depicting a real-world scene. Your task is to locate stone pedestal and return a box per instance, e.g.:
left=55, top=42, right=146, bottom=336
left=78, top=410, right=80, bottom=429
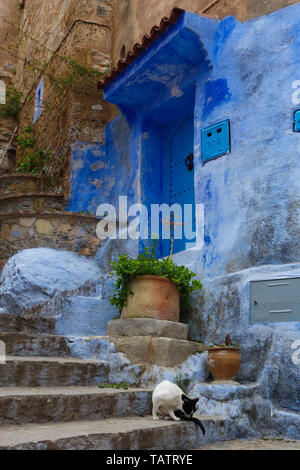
left=107, top=318, right=205, bottom=367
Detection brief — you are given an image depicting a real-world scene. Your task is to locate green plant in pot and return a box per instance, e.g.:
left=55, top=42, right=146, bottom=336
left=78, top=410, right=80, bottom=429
left=110, top=241, right=202, bottom=322
left=206, top=334, right=242, bottom=382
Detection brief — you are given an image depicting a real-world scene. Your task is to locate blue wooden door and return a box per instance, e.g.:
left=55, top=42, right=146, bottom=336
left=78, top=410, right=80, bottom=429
left=168, top=115, right=196, bottom=255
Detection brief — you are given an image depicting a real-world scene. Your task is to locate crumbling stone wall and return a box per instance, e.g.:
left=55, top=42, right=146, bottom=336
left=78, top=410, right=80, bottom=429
left=12, top=0, right=114, bottom=192
left=0, top=0, right=20, bottom=174
left=0, top=212, right=101, bottom=270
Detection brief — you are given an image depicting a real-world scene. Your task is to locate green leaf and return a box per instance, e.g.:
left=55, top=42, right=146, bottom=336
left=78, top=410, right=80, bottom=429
left=109, top=240, right=202, bottom=313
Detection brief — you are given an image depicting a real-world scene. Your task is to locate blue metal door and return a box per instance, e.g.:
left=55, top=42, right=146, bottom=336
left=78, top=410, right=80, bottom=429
left=169, top=115, right=196, bottom=255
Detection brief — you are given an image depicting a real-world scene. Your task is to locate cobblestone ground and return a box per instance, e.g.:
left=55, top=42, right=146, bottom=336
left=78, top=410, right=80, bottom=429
left=200, top=439, right=300, bottom=450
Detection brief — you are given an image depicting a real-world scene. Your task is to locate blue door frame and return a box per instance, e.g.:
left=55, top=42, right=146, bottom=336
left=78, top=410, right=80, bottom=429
left=140, top=86, right=196, bottom=259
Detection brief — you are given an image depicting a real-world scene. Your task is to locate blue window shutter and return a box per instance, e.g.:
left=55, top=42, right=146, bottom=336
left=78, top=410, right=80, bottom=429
left=33, top=77, right=44, bottom=123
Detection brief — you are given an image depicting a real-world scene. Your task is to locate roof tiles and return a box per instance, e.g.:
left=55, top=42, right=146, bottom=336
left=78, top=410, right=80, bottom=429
left=98, top=7, right=184, bottom=89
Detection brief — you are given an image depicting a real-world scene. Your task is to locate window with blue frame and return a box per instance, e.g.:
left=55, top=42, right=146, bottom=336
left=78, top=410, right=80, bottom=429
left=33, top=77, right=44, bottom=123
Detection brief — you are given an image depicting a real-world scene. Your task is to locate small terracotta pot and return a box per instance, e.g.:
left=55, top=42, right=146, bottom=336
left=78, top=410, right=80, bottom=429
left=121, top=275, right=180, bottom=322
left=206, top=347, right=242, bottom=381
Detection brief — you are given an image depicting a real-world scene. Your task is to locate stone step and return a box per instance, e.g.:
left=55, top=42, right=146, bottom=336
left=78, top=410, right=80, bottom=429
left=0, top=312, right=57, bottom=335
left=0, top=322, right=204, bottom=368
left=0, top=288, right=116, bottom=337
left=0, top=193, right=66, bottom=214
left=108, top=335, right=206, bottom=367
left=107, top=318, right=189, bottom=340
left=0, top=356, right=112, bottom=387
left=0, top=387, right=152, bottom=425
left=0, top=415, right=235, bottom=450
left=0, top=174, right=47, bottom=196
left=0, top=331, right=144, bottom=363
left=0, top=332, right=72, bottom=357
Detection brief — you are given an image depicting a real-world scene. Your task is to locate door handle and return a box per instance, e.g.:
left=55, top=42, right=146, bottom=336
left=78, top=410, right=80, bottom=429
left=184, top=153, right=194, bottom=171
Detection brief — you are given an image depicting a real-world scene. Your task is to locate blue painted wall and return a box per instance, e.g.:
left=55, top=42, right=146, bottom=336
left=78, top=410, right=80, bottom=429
left=99, top=4, right=300, bottom=278
left=193, top=7, right=300, bottom=278
left=65, top=5, right=300, bottom=431
left=68, top=114, right=137, bottom=214
left=68, top=4, right=300, bottom=279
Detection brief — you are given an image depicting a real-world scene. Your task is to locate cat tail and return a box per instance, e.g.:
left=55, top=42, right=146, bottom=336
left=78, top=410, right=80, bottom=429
left=174, top=410, right=206, bottom=436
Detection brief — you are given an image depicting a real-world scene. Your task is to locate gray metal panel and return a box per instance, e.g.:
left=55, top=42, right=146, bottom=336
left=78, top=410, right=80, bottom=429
left=250, top=278, right=300, bottom=323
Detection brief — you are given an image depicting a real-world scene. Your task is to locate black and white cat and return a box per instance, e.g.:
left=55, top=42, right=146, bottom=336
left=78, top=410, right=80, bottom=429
left=152, top=380, right=205, bottom=435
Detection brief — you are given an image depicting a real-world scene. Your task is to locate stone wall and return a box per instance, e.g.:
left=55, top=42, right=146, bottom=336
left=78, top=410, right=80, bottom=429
left=110, top=0, right=299, bottom=66
left=0, top=212, right=101, bottom=271
left=0, top=174, right=49, bottom=195
left=0, top=0, right=20, bottom=174
left=13, top=0, right=114, bottom=192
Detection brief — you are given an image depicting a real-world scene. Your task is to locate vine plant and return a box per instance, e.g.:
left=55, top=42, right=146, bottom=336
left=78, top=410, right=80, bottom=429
left=16, top=126, right=51, bottom=176
left=0, top=87, right=22, bottom=118
left=110, top=241, right=202, bottom=315
left=1, top=15, right=109, bottom=187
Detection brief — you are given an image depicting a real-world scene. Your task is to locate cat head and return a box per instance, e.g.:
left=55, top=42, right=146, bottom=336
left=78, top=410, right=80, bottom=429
left=182, top=394, right=199, bottom=417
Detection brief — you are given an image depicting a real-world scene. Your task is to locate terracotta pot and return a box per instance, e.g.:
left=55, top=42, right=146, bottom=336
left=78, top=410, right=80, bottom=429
left=121, top=275, right=180, bottom=322
left=206, top=347, right=242, bottom=381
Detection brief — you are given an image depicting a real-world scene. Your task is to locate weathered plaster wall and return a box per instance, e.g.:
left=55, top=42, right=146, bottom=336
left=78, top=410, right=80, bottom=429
left=181, top=7, right=300, bottom=429
left=0, top=0, right=20, bottom=173
left=102, top=4, right=300, bottom=432
left=14, top=0, right=114, bottom=191
left=104, top=5, right=300, bottom=276
left=192, top=8, right=300, bottom=278
left=67, top=114, right=140, bottom=269
left=111, top=0, right=299, bottom=66
left=185, top=262, right=300, bottom=437
left=68, top=113, right=135, bottom=214
left=16, top=0, right=113, bottom=96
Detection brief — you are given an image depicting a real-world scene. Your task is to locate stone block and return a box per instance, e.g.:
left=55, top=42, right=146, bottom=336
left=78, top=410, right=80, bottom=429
left=108, top=336, right=205, bottom=367
left=35, top=219, right=53, bottom=236
left=0, top=415, right=235, bottom=450
left=0, top=224, right=10, bottom=240
left=0, top=248, right=102, bottom=314
left=107, top=318, right=189, bottom=340
left=19, top=217, right=36, bottom=227
left=57, top=223, right=72, bottom=234
left=0, top=387, right=152, bottom=426
left=0, top=356, right=110, bottom=387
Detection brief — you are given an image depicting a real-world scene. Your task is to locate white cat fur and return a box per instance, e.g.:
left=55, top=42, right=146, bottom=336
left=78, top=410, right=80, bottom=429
left=152, top=380, right=185, bottom=421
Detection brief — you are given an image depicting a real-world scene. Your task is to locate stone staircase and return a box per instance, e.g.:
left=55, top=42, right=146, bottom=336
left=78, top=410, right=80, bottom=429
left=0, top=314, right=238, bottom=450
left=0, top=173, right=102, bottom=271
